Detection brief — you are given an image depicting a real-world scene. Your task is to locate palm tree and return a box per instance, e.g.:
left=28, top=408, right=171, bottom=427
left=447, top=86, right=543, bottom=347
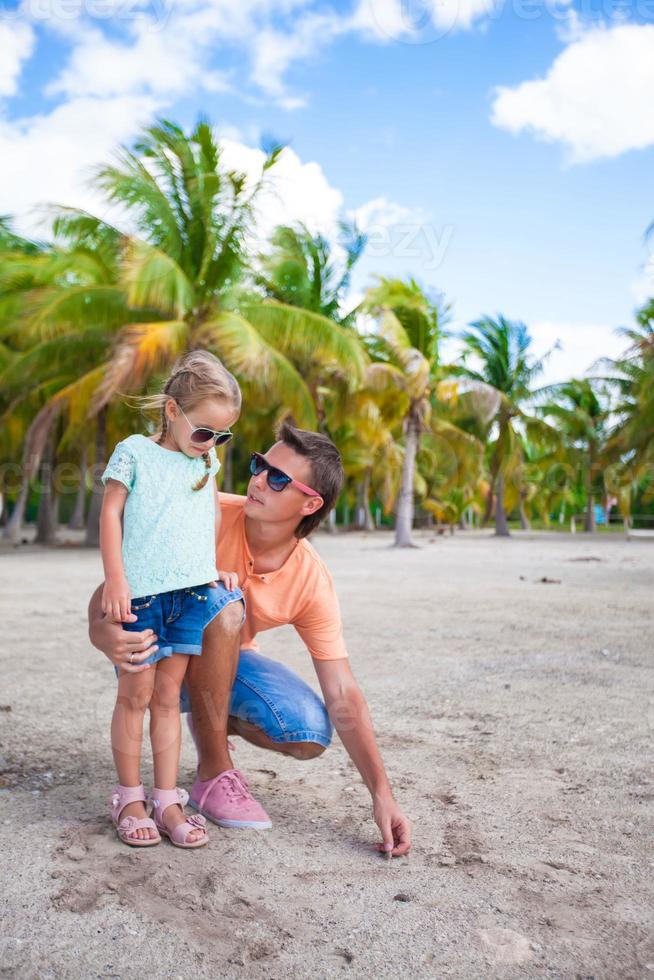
left=539, top=378, right=610, bottom=532
left=248, top=219, right=368, bottom=432
left=254, top=221, right=365, bottom=324
left=91, top=119, right=365, bottom=424
left=601, top=314, right=654, bottom=521
left=459, top=315, right=547, bottom=537
left=363, top=278, right=449, bottom=547
left=1, top=119, right=367, bottom=542
left=0, top=212, right=124, bottom=541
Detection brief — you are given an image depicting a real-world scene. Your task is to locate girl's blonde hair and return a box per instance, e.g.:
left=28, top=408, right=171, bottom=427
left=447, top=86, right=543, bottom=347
left=140, top=350, right=241, bottom=491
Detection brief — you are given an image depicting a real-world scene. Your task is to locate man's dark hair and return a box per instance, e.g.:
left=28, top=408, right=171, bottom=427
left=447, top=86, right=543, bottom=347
left=276, top=420, right=344, bottom=538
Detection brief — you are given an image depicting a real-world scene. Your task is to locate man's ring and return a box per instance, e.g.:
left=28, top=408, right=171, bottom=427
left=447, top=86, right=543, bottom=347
left=129, top=652, right=135, bottom=664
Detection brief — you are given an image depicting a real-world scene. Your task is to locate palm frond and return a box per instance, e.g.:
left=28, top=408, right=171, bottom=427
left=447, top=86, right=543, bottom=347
left=197, top=311, right=317, bottom=428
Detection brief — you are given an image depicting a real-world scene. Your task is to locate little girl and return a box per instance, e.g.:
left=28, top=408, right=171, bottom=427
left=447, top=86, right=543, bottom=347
left=100, top=350, right=242, bottom=849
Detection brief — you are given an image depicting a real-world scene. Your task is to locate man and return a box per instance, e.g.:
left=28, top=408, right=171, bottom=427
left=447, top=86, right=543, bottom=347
left=89, top=422, right=411, bottom=857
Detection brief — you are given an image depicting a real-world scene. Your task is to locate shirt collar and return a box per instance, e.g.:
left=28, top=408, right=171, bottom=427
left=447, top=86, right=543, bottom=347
left=241, top=511, right=301, bottom=584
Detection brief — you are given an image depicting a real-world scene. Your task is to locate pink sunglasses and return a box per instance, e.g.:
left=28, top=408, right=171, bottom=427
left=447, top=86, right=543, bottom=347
left=249, top=452, right=322, bottom=499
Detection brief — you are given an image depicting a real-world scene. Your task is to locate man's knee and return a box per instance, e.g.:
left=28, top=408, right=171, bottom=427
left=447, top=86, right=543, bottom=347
left=284, top=740, right=327, bottom=760
left=207, top=599, right=244, bottom=638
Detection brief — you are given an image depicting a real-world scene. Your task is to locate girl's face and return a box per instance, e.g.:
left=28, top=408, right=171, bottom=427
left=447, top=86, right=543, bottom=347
left=164, top=397, right=238, bottom=457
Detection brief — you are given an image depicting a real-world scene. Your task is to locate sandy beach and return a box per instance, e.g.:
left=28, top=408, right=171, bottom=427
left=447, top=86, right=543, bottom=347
left=0, top=529, right=652, bottom=979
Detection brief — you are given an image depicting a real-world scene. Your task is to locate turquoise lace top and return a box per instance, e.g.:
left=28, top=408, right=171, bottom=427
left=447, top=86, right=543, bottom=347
left=101, top=434, right=220, bottom=598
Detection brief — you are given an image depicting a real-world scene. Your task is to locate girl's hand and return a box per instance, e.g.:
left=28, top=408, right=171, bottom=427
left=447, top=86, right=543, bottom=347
left=216, top=569, right=239, bottom=592
left=102, top=577, right=132, bottom=623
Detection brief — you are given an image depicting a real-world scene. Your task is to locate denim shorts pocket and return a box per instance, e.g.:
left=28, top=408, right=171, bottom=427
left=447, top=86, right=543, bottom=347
left=131, top=594, right=158, bottom=611
left=183, top=587, right=209, bottom=604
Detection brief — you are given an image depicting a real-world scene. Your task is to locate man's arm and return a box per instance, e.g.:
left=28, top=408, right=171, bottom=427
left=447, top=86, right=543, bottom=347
left=88, top=584, right=158, bottom=673
left=312, top=657, right=411, bottom=857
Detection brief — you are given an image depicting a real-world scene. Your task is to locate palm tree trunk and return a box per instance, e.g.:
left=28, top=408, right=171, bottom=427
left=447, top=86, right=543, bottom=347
left=4, top=477, right=30, bottom=543
left=356, top=469, right=375, bottom=531
left=85, top=409, right=107, bottom=547
left=584, top=445, right=596, bottom=533
left=222, top=441, right=234, bottom=493
left=395, top=414, right=419, bottom=548
left=35, top=432, right=57, bottom=545
left=481, top=485, right=494, bottom=526
left=519, top=494, right=531, bottom=530
left=494, top=471, right=510, bottom=537
left=68, top=450, right=88, bottom=530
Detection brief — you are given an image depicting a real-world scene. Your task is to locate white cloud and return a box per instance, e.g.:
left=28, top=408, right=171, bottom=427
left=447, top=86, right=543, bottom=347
left=490, top=22, right=654, bottom=163
left=6, top=0, right=522, bottom=121
left=250, top=11, right=347, bottom=107
left=220, top=138, right=344, bottom=246
left=347, top=196, right=454, bottom=275
left=0, top=98, right=346, bottom=253
left=351, top=0, right=502, bottom=43
left=349, top=0, right=415, bottom=41
left=430, top=0, right=501, bottom=32
left=0, top=2, right=353, bottom=241
left=347, top=195, right=429, bottom=232
left=22, top=0, right=338, bottom=110
left=45, top=18, right=232, bottom=100
left=0, top=95, right=161, bottom=236
left=0, top=18, right=35, bottom=96
left=528, top=320, right=628, bottom=384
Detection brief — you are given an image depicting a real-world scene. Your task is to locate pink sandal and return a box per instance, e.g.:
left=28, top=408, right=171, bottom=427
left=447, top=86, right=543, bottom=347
left=149, top=786, right=208, bottom=849
left=109, top=783, right=161, bottom=847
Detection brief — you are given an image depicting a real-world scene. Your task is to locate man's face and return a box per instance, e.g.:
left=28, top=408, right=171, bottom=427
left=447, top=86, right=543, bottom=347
left=244, top=441, right=322, bottom=528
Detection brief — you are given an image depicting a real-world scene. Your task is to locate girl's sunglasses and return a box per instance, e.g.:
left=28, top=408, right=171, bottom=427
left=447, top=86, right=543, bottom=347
left=249, top=452, right=322, bottom=499
left=178, top=405, right=233, bottom=447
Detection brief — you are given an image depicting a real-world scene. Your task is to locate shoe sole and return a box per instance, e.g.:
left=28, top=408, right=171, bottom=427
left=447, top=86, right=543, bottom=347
left=188, top=797, right=272, bottom=830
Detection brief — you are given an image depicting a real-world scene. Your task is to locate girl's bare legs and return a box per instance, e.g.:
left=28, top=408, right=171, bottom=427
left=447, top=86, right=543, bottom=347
left=111, top=667, right=157, bottom=841
left=150, top=654, right=203, bottom=842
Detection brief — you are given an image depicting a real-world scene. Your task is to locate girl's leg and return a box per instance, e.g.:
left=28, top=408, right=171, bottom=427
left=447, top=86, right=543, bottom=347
left=150, top=654, right=203, bottom=842
left=111, top=667, right=157, bottom=841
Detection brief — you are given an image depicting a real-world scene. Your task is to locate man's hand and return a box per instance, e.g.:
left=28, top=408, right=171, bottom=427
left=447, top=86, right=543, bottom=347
left=372, top=793, right=412, bottom=858
left=313, top=659, right=412, bottom=858
left=101, top=576, right=132, bottom=623
left=90, top=611, right=158, bottom=673
left=216, top=569, right=239, bottom=592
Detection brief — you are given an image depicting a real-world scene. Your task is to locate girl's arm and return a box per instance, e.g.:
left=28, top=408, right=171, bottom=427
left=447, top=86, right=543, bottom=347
left=99, top=480, right=132, bottom=622
left=214, top=487, right=239, bottom=592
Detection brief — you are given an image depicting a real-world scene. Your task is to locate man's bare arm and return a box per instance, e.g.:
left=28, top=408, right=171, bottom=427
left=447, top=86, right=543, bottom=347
left=88, top=584, right=158, bottom=673
left=313, top=658, right=411, bottom=856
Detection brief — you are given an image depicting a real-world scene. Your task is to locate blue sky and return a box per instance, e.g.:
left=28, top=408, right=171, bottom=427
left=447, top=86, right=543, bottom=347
left=1, top=0, right=652, bottom=383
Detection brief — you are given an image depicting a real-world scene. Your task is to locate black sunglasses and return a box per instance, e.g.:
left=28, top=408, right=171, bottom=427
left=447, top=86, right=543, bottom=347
left=249, top=452, right=322, bottom=497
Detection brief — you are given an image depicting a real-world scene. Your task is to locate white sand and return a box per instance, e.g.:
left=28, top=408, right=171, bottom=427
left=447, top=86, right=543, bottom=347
left=0, top=529, right=652, bottom=978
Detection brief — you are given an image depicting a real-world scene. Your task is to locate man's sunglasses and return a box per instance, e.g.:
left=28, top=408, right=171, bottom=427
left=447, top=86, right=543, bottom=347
left=249, top=452, right=322, bottom=499
left=179, top=405, right=233, bottom=447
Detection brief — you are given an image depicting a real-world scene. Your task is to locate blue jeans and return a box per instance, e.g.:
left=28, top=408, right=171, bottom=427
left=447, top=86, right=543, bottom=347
left=180, top=648, right=333, bottom=749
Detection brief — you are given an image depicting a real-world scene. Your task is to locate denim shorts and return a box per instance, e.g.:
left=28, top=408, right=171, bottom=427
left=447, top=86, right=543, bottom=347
left=118, top=582, right=245, bottom=670
left=180, top=648, right=334, bottom=749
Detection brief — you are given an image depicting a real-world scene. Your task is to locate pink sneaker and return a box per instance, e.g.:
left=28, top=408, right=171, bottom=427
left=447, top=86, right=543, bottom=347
left=189, top=769, right=272, bottom=830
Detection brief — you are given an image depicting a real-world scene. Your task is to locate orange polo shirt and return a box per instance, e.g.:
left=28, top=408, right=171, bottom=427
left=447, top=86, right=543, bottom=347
left=217, top=493, right=348, bottom=661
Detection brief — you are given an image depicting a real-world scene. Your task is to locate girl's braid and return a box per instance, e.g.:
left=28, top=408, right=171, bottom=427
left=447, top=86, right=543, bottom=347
left=157, top=374, right=175, bottom=446
left=192, top=453, right=211, bottom=492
